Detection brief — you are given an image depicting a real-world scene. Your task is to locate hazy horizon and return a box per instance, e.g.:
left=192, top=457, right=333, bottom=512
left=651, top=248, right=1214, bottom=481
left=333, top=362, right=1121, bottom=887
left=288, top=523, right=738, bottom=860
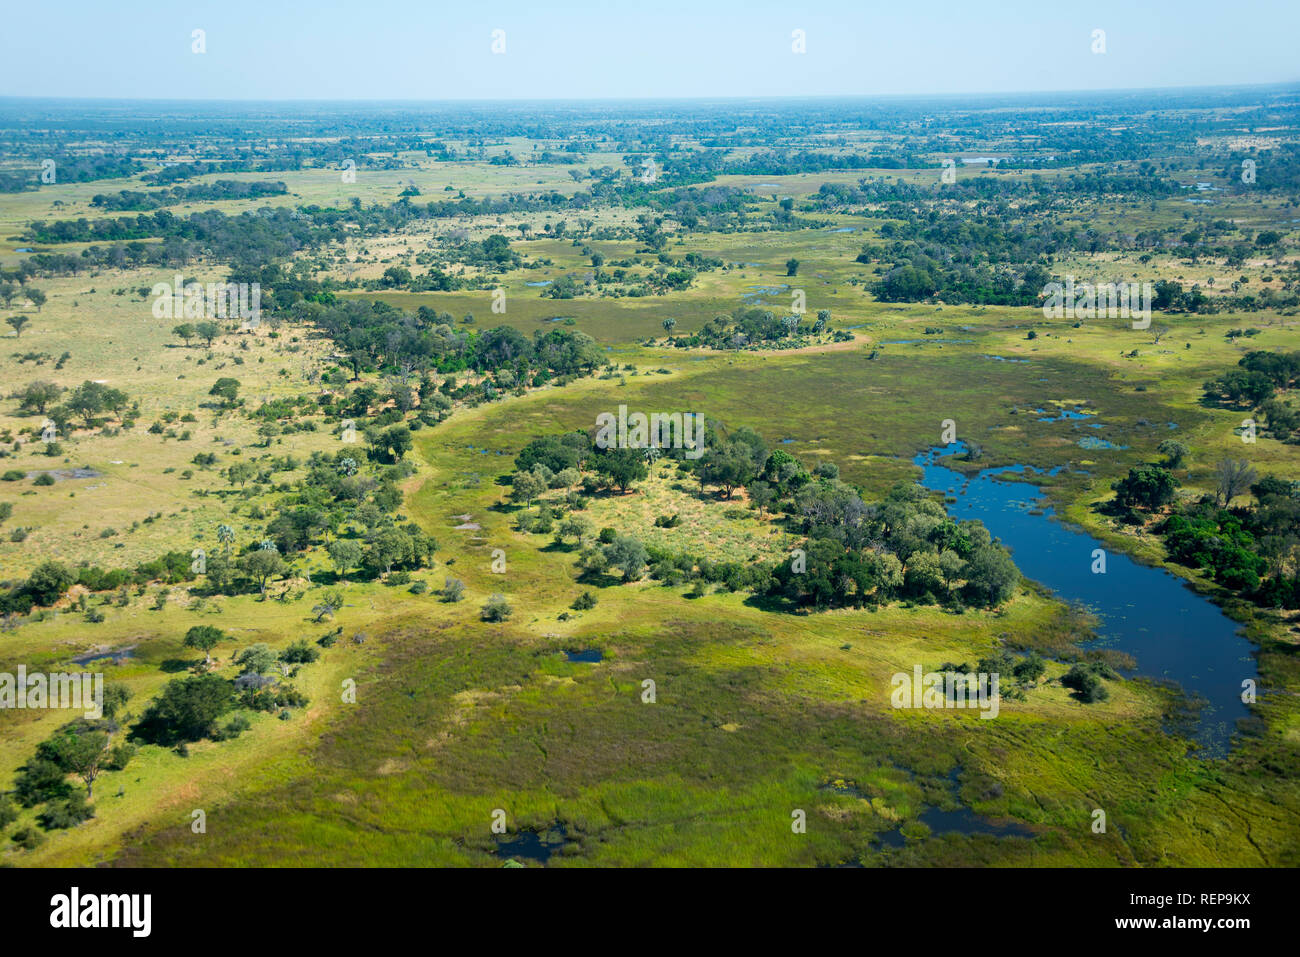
left=2, top=0, right=1297, bottom=101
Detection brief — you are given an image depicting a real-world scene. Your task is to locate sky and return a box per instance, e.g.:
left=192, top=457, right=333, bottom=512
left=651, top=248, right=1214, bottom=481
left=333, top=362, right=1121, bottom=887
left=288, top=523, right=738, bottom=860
left=1, top=0, right=1297, bottom=101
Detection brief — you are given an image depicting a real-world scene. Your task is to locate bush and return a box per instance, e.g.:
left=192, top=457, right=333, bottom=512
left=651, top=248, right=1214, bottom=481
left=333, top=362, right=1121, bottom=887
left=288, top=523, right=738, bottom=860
left=212, top=714, right=252, bottom=741
left=481, top=593, right=512, bottom=622
left=11, top=826, right=45, bottom=850
left=280, top=639, right=320, bottom=664
left=571, top=591, right=597, bottom=610
left=37, top=791, right=95, bottom=830
left=1061, top=662, right=1112, bottom=703
left=33, top=473, right=55, bottom=486
left=101, top=743, right=134, bottom=772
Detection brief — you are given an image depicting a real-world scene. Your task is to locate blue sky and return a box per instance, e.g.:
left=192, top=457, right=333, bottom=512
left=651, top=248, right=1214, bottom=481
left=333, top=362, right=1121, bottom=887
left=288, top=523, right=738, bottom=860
left=2, top=0, right=1297, bottom=100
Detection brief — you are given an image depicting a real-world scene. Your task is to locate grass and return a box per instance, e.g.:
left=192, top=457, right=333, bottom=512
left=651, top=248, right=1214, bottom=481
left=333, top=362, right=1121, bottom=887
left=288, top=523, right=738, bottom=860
left=1, top=146, right=1297, bottom=867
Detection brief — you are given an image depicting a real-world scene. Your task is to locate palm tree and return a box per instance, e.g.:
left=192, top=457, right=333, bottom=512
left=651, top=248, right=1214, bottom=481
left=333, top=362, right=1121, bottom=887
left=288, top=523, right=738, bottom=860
left=216, top=524, right=235, bottom=556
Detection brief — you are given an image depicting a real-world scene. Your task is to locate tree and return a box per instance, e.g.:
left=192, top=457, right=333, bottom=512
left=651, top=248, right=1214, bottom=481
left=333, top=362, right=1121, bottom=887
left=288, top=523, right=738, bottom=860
left=961, top=545, right=1019, bottom=607
left=786, top=258, right=800, bottom=277
left=328, top=540, right=363, bottom=581
left=226, top=462, right=255, bottom=487
left=557, top=513, right=593, bottom=545
left=136, top=675, right=235, bottom=743
left=1215, top=458, right=1258, bottom=506
left=700, top=439, right=760, bottom=499
left=195, top=320, right=222, bottom=347
left=25, top=561, right=74, bottom=605
left=173, top=323, right=197, bottom=347
left=38, top=727, right=110, bottom=798
left=1111, top=464, right=1178, bottom=511
left=209, top=377, right=241, bottom=407
left=510, top=469, right=547, bottom=507
left=216, top=523, right=235, bottom=556
left=65, top=381, right=128, bottom=428
left=603, top=535, right=648, bottom=581
left=27, top=288, right=46, bottom=312
left=593, top=448, right=648, bottom=493
left=6, top=315, right=29, bottom=338
left=368, top=529, right=413, bottom=575
left=662, top=317, right=677, bottom=335
left=1157, top=439, right=1189, bottom=469
left=1061, top=663, right=1111, bottom=703
left=19, top=380, right=62, bottom=415
left=368, top=424, right=412, bottom=464
left=235, top=643, right=278, bottom=675
left=241, top=549, right=287, bottom=597
left=183, top=625, right=224, bottom=665
left=1013, top=653, right=1046, bottom=685
left=748, top=481, right=775, bottom=518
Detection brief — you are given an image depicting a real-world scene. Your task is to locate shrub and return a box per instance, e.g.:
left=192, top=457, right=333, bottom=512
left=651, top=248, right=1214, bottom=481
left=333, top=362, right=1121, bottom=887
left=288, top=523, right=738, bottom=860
left=571, top=591, right=597, bottom=610
left=480, top=593, right=512, bottom=622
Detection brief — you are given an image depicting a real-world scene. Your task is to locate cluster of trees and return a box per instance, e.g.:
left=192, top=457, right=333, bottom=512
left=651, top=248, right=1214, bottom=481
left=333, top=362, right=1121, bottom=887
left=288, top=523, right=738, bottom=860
left=299, top=298, right=604, bottom=388
left=508, top=423, right=1019, bottom=613
left=768, top=481, right=1018, bottom=609
left=15, top=379, right=132, bottom=435
left=1160, top=475, right=1300, bottom=605
left=8, top=686, right=133, bottom=838
left=868, top=250, right=1052, bottom=306
left=1111, top=440, right=1300, bottom=606
left=90, top=180, right=288, bottom=211
left=1203, top=350, right=1300, bottom=442
left=4, top=622, right=325, bottom=844
left=668, top=306, right=845, bottom=351
left=0, top=154, right=143, bottom=194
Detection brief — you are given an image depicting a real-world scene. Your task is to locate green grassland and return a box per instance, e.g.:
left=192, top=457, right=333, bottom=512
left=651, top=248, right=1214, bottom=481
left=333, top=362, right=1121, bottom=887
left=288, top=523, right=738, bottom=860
left=1, top=128, right=1298, bottom=868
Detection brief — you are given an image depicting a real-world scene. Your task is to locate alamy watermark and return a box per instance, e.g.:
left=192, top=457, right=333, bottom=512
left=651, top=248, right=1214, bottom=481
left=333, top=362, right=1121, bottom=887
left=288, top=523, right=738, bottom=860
left=151, top=274, right=262, bottom=328
left=1041, top=276, right=1152, bottom=329
left=890, top=665, right=1000, bottom=719
left=0, top=667, right=104, bottom=719
left=594, top=404, right=705, bottom=460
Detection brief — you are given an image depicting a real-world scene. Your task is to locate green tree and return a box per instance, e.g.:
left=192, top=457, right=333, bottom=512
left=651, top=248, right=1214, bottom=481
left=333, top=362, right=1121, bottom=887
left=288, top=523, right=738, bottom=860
left=510, top=469, right=547, bottom=507
left=1157, top=439, right=1189, bottom=469
left=136, top=675, right=235, bottom=743
left=209, top=377, right=241, bottom=407
left=173, top=323, right=197, bottom=346
left=603, top=535, right=648, bottom=581
left=241, top=549, right=287, bottom=598
left=593, top=448, right=648, bottom=493
left=961, top=545, right=1019, bottom=607
left=1111, top=464, right=1179, bottom=511
left=18, top=380, right=62, bottom=415
left=6, top=315, right=29, bottom=338
left=195, top=321, right=222, bottom=347
left=236, top=643, right=278, bottom=675
left=183, top=624, right=224, bottom=665
left=328, top=540, right=363, bottom=581
left=38, top=727, right=110, bottom=798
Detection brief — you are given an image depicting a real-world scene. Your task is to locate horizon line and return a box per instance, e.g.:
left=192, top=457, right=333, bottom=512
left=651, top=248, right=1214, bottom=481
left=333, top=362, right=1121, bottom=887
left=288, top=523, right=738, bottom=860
left=2, top=79, right=1299, bottom=107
